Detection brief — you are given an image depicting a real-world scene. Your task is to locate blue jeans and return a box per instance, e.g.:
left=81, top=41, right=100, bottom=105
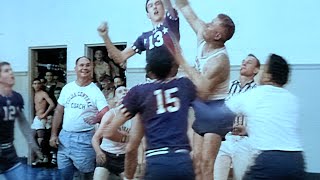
left=2, top=163, right=26, bottom=180
left=58, top=129, right=95, bottom=180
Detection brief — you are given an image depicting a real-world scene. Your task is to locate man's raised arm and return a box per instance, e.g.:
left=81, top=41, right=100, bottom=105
left=173, top=49, right=229, bottom=100
left=98, top=22, right=136, bottom=65
left=175, top=0, right=205, bottom=34
left=163, top=0, right=177, bottom=19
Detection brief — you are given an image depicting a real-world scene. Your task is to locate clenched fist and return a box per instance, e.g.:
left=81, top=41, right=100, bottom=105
left=97, top=22, right=109, bottom=37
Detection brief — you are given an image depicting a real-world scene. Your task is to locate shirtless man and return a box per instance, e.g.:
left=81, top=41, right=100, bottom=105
left=174, top=0, right=236, bottom=179
left=31, top=78, right=55, bottom=164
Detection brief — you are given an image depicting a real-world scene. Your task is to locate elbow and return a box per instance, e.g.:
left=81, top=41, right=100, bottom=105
left=92, top=135, right=98, bottom=145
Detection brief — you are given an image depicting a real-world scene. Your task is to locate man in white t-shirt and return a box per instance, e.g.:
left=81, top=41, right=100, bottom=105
left=49, top=56, right=108, bottom=180
left=226, top=54, right=304, bottom=180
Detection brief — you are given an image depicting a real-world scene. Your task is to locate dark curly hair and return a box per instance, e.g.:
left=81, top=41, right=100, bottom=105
left=267, top=54, right=290, bottom=86
left=145, top=47, right=174, bottom=80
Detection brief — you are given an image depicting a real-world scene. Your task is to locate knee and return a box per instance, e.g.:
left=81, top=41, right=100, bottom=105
left=201, top=155, right=213, bottom=167
left=193, top=151, right=202, bottom=164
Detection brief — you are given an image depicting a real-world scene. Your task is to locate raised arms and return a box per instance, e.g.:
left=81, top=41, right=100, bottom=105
left=174, top=50, right=229, bottom=100
left=162, top=0, right=177, bottom=19
left=97, top=22, right=136, bottom=65
left=175, top=0, right=205, bottom=34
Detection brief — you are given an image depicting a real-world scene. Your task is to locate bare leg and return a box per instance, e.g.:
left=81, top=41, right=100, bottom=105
left=193, top=132, right=204, bottom=180
left=201, top=133, right=222, bottom=180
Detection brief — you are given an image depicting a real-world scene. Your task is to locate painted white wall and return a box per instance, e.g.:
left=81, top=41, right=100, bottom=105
left=1, top=0, right=320, bottom=71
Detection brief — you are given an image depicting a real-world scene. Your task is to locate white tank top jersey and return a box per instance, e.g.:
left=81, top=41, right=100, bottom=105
left=194, top=41, right=230, bottom=100
left=100, top=109, right=132, bottom=155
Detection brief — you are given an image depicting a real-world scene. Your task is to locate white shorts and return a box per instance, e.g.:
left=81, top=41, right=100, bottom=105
left=31, top=116, right=46, bottom=130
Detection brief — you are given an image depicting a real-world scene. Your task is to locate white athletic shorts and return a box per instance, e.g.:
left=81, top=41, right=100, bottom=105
left=31, top=116, right=46, bottom=130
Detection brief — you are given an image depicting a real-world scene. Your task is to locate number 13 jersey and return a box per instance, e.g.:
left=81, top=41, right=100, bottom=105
left=132, top=10, right=180, bottom=63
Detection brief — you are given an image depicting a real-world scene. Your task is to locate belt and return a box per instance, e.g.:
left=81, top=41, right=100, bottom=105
left=145, top=147, right=190, bottom=157
left=0, top=142, right=13, bottom=149
left=106, top=151, right=125, bottom=158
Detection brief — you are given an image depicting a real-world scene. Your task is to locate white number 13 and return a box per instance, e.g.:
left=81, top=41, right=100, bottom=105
left=154, top=87, right=180, bottom=114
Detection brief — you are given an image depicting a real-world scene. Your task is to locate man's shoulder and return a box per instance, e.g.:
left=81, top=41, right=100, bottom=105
left=138, top=30, right=153, bottom=38
left=12, top=91, right=24, bottom=104
left=35, top=90, right=48, bottom=97
left=175, top=76, right=193, bottom=86
left=130, top=82, right=152, bottom=91
left=12, top=91, right=22, bottom=98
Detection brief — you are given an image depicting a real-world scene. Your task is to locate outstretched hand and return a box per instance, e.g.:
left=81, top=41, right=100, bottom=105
left=97, top=22, right=109, bottom=37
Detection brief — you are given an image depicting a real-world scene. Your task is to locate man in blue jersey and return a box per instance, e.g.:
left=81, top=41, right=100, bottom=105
left=0, top=62, right=43, bottom=179
left=97, top=0, right=179, bottom=70
left=104, top=47, right=196, bottom=180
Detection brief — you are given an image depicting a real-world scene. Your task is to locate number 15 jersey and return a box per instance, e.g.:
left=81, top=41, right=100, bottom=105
left=123, top=77, right=196, bottom=151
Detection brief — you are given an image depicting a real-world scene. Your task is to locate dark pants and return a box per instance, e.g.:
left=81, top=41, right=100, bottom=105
left=96, top=151, right=125, bottom=176
left=243, top=151, right=305, bottom=180
left=145, top=153, right=194, bottom=180
left=0, top=145, right=20, bottom=173
left=192, top=99, right=235, bottom=137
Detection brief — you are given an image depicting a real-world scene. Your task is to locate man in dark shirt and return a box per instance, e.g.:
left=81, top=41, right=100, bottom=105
left=0, top=62, right=43, bottom=179
left=97, top=0, right=179, bottom=69
left=104, top=48, right=196, bottom=180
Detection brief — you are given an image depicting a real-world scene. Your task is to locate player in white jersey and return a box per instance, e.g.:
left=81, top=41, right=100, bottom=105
left=174, top=0, right=236, bottom=179
left=92, top=86, right=133, bottom=180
